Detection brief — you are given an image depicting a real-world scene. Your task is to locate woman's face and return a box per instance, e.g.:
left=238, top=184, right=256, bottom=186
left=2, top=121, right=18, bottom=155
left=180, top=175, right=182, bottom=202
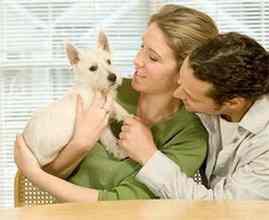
left=131, top=23, right=179, bottom=95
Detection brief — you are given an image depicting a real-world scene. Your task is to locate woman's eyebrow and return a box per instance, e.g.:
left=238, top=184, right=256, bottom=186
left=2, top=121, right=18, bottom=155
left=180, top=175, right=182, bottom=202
left=142, top=37, right=162, bottom=59
left=148, top=48, right=162, bottom=59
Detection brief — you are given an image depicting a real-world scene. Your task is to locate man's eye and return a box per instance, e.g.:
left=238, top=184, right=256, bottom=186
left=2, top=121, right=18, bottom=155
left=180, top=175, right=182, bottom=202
left=107, top=59, right=111, bottom=65
left=89, top=65, right=98, bottom=71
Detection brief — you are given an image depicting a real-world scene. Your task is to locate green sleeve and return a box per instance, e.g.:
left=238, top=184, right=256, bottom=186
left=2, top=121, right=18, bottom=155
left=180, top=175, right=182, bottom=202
left=98, top=174, right=157, bottom=200
left=161, top=120, right=208, bottom=177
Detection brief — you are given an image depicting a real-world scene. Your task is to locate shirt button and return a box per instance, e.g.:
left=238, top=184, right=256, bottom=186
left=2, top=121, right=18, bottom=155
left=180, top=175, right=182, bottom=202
left=232, top=137, right=239, bottom=143
left=238, top=127, right=244, bottom=134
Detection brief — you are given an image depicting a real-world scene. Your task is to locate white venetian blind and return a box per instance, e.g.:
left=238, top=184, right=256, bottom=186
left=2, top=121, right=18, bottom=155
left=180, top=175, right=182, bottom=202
left=151, top=0, right=269, bottom=49
left=0, top=0, right=150, bottom=207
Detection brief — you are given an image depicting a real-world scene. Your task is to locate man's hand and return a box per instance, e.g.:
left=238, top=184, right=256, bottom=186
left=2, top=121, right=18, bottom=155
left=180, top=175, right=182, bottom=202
left=118, top=116, right=157, bottom=165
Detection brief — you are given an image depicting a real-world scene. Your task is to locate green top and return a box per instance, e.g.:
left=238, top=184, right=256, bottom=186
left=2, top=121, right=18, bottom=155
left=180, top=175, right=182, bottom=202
left=67, top=78, right=208, bottom=200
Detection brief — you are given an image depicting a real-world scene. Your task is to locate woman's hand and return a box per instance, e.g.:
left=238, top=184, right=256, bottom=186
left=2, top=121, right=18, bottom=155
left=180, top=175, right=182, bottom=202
left=14, top=134, right=41, bottom=178
left=118, top=116, right=157, bottom=165
left=69, top=91, right=113, bottom=152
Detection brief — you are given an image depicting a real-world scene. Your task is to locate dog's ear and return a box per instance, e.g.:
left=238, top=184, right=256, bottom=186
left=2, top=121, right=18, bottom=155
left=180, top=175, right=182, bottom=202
left=64, top=41, right=80, bottom=65
left=97, top=31, right=110, bottom=53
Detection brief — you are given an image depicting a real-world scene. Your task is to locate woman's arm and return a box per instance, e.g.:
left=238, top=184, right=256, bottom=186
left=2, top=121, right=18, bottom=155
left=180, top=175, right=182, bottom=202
left=15, top=135, right=99, bottom=202
left=31, top=169, right=99, bottom=202
left=43, top=93, right=112, bottom=178
left=43, top=141, right=90, bottom=178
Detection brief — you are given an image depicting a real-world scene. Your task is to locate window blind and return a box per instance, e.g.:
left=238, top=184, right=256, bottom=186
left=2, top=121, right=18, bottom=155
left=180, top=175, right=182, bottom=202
left=0, top=0, right=150, bottom=207
left=1, top=0, right=268, bottom=207
left=151, top=0, right=269, bottom=49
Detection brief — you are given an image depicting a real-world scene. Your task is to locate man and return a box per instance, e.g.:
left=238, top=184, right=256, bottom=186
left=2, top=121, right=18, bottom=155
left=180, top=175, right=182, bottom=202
left=119, top=32, right=269, bottom=199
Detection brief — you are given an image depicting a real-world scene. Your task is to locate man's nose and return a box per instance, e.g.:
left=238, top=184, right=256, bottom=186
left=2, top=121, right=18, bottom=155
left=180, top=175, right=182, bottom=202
left=173, top=86, right=185, bottom=100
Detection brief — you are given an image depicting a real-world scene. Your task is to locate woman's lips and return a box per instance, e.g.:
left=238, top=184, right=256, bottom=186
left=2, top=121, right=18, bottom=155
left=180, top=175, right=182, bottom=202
left=134, top=71, right=146, bottom=79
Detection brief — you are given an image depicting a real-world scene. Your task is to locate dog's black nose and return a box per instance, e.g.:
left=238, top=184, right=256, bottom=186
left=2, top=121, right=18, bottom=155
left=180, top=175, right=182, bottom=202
left=107, top=73, right=117, bottom=83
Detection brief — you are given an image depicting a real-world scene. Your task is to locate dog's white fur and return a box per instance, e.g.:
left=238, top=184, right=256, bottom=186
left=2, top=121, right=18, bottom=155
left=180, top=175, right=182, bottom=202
left=23, top=32, right=129, bottom=166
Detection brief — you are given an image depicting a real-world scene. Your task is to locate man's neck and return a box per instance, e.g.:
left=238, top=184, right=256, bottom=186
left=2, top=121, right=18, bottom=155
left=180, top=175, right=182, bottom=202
left=222, top=100, right=254, bottom=122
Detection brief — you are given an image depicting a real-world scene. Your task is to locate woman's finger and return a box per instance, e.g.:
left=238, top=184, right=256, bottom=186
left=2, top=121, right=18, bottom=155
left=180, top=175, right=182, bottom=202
left=91, top=91, right=105, bottom=109
left=123, top=116, right=135, bottom=126
left=15, top=134, right=27, bottom=149
left=121, top=125, right=129, bottom=132
left=119, top=132, right=124, bottom=140
left=133, top=115, right=142, bottom=122
left=118, top=139, right=126, bottom=147
left=76, top=94, right=84, bottom=117
left=103, top=110, right=110, bottom=124
left=103, top=94, right=113, bottom=111
left=14, top=134, right=29, bottom=162
left=14, top=135, right=20, bottom=162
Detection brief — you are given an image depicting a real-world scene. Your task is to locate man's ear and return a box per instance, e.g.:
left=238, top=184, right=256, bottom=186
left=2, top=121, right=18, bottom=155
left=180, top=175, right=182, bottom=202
left=97, top=31, right=110, bottom=53
left=64, top=41, right=80, bottom=65
left=223, top=97, right=246, bottom=110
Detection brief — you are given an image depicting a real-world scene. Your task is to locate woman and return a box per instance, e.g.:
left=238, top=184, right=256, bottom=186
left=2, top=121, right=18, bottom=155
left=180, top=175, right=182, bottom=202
left=14, top=4, right=218, bottom=202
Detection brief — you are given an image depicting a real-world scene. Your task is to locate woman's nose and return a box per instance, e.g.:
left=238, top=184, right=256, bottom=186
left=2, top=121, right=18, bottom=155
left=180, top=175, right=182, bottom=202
left=133, top=50, right=145, bottom=68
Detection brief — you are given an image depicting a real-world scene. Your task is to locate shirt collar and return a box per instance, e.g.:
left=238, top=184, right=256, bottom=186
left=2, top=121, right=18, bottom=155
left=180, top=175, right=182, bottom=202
left=197, top=113, right=219, bottom=133
left=239, top=95, right=269, bottom=134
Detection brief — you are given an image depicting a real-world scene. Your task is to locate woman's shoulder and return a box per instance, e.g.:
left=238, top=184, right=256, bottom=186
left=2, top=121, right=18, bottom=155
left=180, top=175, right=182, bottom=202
left=174, top=105, right=204, bottom=129
left=169, top=106, right=208, bottom=138
left=151, top=105, right=207, bottom=148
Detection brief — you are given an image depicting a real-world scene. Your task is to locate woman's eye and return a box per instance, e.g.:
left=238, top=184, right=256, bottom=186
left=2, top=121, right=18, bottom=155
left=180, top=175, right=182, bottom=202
left=149, top=56, right=158, bottom=62
left=89, top=65, right=98, bottom=71
left=140, top=43, right=144, bottom=48
left=107, top=59, right=111, bottom=65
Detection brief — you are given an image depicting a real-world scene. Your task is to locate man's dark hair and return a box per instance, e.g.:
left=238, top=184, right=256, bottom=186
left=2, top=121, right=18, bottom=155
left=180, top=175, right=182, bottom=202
left=189, top=32, right=269, bottom=105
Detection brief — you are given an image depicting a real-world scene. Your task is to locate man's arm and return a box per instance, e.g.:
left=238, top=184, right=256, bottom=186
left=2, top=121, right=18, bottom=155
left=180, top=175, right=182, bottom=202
left=136, top=151, right=269, bottom=200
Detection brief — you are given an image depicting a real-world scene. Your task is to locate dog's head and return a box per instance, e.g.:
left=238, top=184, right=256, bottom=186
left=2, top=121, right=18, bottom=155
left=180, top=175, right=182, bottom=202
left=64, top=32, right=122, bottom=94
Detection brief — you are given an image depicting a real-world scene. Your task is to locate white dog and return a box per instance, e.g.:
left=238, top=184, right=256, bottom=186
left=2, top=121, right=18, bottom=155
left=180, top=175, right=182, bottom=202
left=23, top=32, right=129, bottom=166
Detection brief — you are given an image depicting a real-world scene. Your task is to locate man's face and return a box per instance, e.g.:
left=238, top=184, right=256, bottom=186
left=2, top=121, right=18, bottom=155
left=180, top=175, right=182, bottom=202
left=174, top=57, right=224, bottom=115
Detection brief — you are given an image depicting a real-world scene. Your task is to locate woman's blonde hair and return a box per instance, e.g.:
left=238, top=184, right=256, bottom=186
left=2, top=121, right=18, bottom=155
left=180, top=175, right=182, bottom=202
left=149, top=4, right=219, bottom=69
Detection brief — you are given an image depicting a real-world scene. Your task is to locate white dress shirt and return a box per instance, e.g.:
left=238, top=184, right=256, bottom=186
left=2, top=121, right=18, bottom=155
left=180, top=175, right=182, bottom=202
left=136, top=96, right=269, bottom=200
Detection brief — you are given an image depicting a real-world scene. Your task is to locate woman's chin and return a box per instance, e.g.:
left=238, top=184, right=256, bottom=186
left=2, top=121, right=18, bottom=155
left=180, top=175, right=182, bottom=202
left=131, top=78, right=142, bottom=92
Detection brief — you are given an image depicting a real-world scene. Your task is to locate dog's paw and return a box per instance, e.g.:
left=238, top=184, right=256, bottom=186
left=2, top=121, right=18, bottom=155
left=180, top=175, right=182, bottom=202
left=109, top=118, right=124, bottom=139
left=113, top=148, right=129, bottom=160
left=115, top=112, right=133, bottom=122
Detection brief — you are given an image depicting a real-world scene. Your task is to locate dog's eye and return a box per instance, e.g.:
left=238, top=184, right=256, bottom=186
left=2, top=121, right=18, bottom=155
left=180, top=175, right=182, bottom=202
left=107, top=59, right=111, bottom=65
left=89, top=65, right=98, bottom=72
